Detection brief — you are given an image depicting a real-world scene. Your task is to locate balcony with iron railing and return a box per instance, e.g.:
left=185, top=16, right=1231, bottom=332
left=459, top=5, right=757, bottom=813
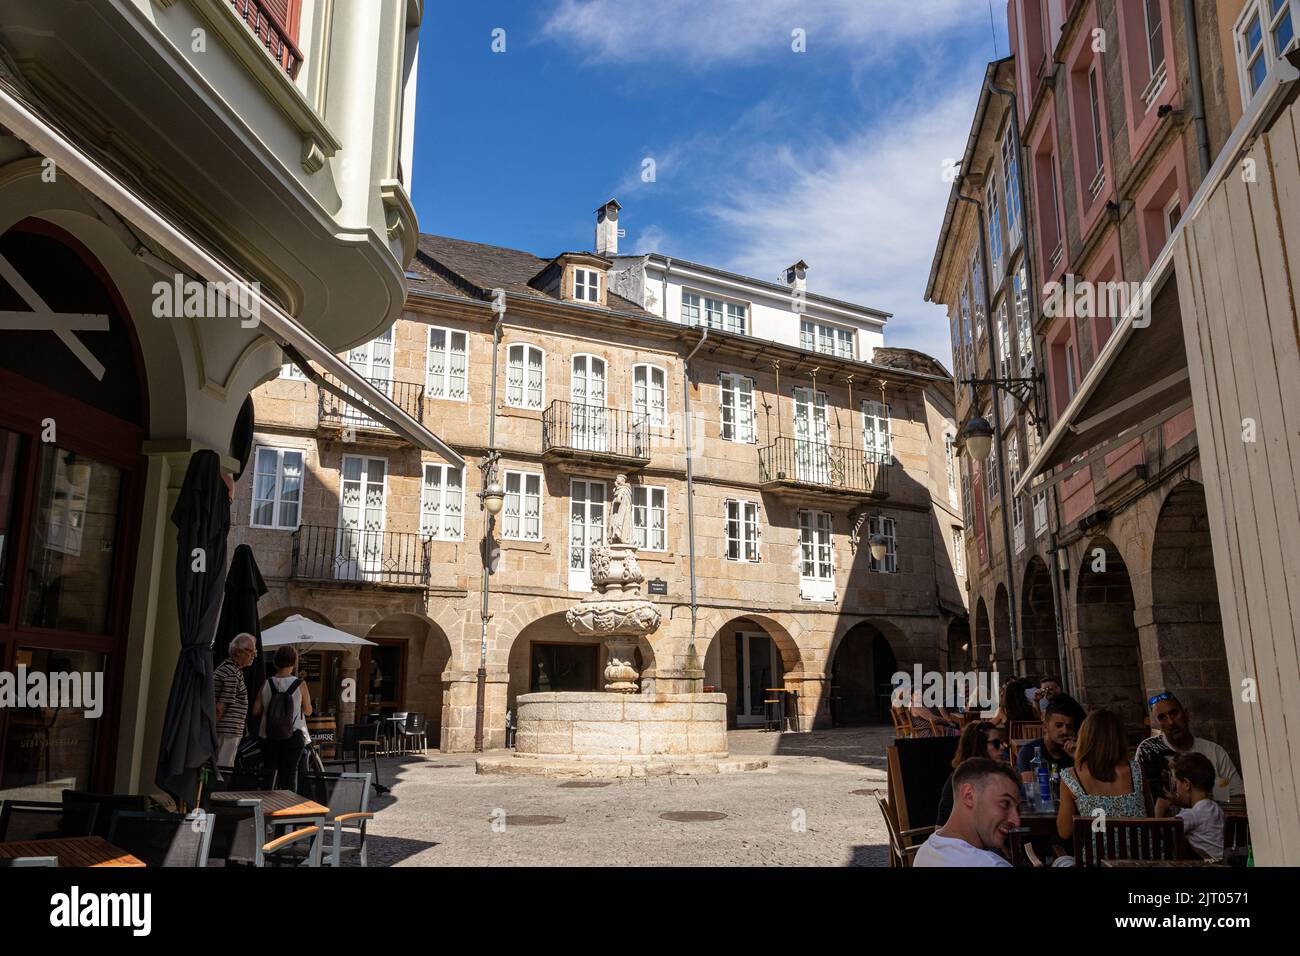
left=541, top=400, right=652, bottom=473
left=317, top=373, right=425, bottom=444
left=228, top=0, right=304, bottom=78
left=290, top=525, right=430, bottom=588
left=758, top=437, right=889, bottom=504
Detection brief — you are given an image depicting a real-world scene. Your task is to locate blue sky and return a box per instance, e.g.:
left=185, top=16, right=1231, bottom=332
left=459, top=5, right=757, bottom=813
left=412, top=1, right=1012, bottom=365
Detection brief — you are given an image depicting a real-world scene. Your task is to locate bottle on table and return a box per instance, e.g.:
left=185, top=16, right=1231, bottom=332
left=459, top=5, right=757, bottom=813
left=1032, top=750, right=1052, bottom=810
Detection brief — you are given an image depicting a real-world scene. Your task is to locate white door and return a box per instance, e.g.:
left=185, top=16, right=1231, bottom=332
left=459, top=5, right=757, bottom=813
left=344, top=329, right=394, bottom=428
left=735, top=631, right=779, bottom=727
left=338, top=455, right=387, bottom=581
left=799, top=510, right=835, bottom=601
left=568, top=478, right=606, bottom=591
left=794, top=387, right=831, bottom=482
left=571, top=355, right=608, bottom=451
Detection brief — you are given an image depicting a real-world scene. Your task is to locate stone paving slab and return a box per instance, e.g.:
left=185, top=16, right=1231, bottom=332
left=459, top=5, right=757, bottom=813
left=358, top=726, right=895, bottom=866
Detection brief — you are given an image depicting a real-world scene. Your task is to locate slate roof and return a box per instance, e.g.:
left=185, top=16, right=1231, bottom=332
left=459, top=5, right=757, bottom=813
left=413, top=234, right=658, bottom=318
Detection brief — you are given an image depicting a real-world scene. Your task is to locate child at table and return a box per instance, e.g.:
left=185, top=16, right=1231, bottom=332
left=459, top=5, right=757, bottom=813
left=1155, top=752, right=1224, bottom=860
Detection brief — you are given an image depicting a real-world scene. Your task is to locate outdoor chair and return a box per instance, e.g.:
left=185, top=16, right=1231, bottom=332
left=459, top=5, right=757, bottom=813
left=206, top=799, right=322, bottom=868
left=1009, top=720, right=1042, bottom=740
left=889, top=706, right=911, bottom=738
left=298, top=770, right=375, bottom=866
left=874, top=789, right=934, bottom=868
left=0, top=800, right=96, bottom=842
left=107, top=811, right=213, bottom=868
left=1224, top=813, right=1250, bottom=857
left=0, top=857, right=58, bottom=867
left=1071, top=816, right=1185, bottom=867
left=61, top=790, right=149, bottom=839
left=395, top=712, right=427, bottom=754
left=216, top=766, right=278, bottom=792
left=325, top=722, right=386, bottom=792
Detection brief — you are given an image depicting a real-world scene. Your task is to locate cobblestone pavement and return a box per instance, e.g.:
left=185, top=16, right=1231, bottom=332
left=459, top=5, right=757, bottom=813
left=358, top=726, right=894, bottom=866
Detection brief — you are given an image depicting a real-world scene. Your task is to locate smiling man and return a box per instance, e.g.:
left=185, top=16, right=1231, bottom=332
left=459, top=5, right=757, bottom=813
left=1137, top=692, right=1244, bottom=804
left=915, top=757, right=1020, bottom=867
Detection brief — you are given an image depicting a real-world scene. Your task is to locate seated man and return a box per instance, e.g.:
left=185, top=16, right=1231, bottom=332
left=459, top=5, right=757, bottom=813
left=914, top=757, right=1020, bottom=867
left=1137, top=692, right=1244, bottom=804
left=1155, top=752, right=1225, bottom=860
left=1015, top=700, right=1076, bottom=781
left=1027, top=675, right=1061, bottom=714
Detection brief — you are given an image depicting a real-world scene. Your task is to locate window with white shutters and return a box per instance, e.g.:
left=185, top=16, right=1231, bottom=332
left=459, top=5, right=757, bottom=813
left=503, top=471, right=543, bottom=541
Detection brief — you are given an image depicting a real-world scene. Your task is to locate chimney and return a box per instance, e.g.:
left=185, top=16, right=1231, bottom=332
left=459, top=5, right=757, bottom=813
left=784, top=260, right=809, bottom=293
left=595, top=198, right=621, bottom=256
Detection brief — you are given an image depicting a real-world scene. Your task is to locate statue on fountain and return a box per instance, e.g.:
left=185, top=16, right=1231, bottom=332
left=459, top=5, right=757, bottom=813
left=566, top=473, right=660, bottom=692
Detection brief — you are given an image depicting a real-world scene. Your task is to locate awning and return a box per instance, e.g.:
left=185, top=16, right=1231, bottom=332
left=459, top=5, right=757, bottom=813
left=1018, top=54, right=1300, bottom=497
left=0, top=78, right=464, bottom=468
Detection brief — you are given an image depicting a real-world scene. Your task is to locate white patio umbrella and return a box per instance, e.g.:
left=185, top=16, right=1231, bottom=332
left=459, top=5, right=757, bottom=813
left=260, top=614, right=377, bottom=654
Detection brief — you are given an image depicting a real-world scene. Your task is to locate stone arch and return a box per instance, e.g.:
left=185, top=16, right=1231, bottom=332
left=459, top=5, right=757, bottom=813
left=993, top=584, right=1013, bottom=674
left=1147, top=480, right=1238, bottom=759
left=1021, top=556, right=1060, bottom=678
left=361, top=612, right=453, bottom=744
left=973, top=597, right=992, bottom=670
left=702, top=613, right=805, bottom=729
left=260, top=605, right=334, bottom=629
left=1076, top=534, right=1146, bottom=732
left=826, top=620, right=901, bottom=725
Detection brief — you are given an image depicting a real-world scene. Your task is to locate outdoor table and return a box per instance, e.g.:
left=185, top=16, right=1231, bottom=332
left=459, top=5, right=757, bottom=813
left=1102, top=859, right=1227, bottom=868
left=210, top=789, right=328, bottom=827
left=1008, top=803, right=1060, bottom=866
left=0, top=836, right=144, bottom=867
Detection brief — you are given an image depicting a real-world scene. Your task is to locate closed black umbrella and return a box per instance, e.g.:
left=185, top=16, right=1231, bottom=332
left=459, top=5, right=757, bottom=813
left=213, top=543, right=268, bottom=736
left=155, top=449, right=230, bottom=806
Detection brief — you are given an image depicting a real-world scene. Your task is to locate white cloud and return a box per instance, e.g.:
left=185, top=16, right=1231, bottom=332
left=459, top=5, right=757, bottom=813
left=542, top=0, right=980, bottom=65
left=704, top=86, right=975, bottom=366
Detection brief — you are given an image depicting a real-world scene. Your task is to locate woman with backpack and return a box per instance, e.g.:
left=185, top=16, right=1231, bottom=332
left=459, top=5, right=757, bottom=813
left=251, top=645, right=313, bottom=792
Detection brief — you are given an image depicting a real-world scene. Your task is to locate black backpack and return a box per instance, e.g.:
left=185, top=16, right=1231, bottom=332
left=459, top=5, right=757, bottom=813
left=264, top=678, right=302, bottom=741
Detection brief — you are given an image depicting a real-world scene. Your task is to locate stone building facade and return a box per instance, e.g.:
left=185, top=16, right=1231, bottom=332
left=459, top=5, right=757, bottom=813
left=233, top=226, right=967, bottom=751
left=924, top=0, right=1274, bottom=754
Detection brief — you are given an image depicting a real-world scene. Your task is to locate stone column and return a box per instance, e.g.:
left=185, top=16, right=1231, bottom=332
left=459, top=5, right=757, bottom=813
left=340, top=649, right=361, bottom=728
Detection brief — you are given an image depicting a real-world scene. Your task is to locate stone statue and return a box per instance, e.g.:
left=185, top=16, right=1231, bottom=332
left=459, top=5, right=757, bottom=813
left=609, top=474, right=632, bottom=544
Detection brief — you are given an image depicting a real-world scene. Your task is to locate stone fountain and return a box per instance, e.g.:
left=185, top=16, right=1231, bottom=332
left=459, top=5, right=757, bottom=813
left=476, top=475, right=765, bottom=777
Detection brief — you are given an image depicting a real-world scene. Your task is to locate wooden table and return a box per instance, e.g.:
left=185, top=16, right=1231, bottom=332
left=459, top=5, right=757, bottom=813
left=1007, top=804, right=1061, bottom=866
left=0, top=836, right=144, bottom=867
left=1102, top=859, right=1227, bottom=868
left=210, top=790, right=327, bottom=825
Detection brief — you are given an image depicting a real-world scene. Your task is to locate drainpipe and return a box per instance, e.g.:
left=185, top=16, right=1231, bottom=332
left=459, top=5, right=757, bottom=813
left=662, top=256, right=671, bottom=319
left=1184, top=0, right=1212, bottom=179
left=956, top=189, right=1018, bottom=675
left=682, top=327, right=708, bottom=680
left=989, top=76, right=1071, bottom=686
left=474, top=304, right=504, bottom=752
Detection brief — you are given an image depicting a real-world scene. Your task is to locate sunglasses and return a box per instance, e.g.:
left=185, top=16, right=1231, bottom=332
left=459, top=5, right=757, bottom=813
left=988, top=739, right=1007, bottom=750
left=1148, top=692, right=1174, bottom=707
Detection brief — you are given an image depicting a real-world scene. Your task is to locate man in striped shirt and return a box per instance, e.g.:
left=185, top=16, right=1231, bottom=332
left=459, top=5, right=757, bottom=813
left=214, top=633, right=257, bottom=766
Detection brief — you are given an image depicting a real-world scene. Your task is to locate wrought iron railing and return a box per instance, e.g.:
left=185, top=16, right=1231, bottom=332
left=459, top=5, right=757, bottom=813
left=317, top=374, right=425, bottom=434
left=758, top=437, right=888, bottom=496
left=542, top=400, right=650, bottom=460
left=229, top=0, right=304, bottom=78
left=290, top=525, right=431, bottom=586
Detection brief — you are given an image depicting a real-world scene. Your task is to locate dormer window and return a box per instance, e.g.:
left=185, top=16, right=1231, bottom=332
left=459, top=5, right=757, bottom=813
left=575, top=268, right=601, bottom=302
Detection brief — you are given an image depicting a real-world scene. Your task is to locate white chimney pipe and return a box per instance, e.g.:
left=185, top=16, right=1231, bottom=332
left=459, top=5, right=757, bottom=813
left=595, top=198, right=621, bottom=256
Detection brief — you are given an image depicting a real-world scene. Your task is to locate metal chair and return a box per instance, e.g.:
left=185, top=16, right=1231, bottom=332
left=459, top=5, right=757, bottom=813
left=61, top=791, right=149, bottom=839
left=300, top=771, right=375, bottom=867
left=107, top=811, right=214, bottom=868
left=325, top=723, right=386, bottom=793
left=1071, top=816, right=1185, bottom=866
left=215, top=766, right=278, bottom=792
left=0, top=856, right=58, bottom=867
left=389, top=712, right=410, bottom=754
left=205, top=799, right=322, bottom=868
left=395, top=712, right=427, bottom=754
left=0, top=800, right=95, bottom=842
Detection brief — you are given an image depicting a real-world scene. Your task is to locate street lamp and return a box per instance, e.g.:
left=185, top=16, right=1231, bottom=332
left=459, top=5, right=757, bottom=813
left=868, top=532, right=889, bottom=563
left=962, top=413, right=995, bottom=462
left=481, top=478, right=504, bottom=514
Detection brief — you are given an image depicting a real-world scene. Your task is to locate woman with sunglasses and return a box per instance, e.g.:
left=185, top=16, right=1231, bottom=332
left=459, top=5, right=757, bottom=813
left=935, top=721, right=1010, bottom=826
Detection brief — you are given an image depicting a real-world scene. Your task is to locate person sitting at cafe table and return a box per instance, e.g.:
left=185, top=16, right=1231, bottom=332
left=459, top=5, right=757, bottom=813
left=1136, top=691, right=1244, bottom=805
left=936, top=721, right=1009, bottom=826
left=907, top=687, right=960, bottom=737
left=915, top=758, right=1020, bottom=867
left=1155, top=752, right=1225, bottom=860
left=1057, top=709, right=1150, bottom=845
left=1015, top=700, right=1076, bottom=781
left=1026, top=675, right=1061, bottom=714
left=992, top=676, right=1039, bottom=728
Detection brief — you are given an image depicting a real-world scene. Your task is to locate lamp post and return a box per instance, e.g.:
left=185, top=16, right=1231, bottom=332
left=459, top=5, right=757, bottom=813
left=474, top=301, right=505, bottom=752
